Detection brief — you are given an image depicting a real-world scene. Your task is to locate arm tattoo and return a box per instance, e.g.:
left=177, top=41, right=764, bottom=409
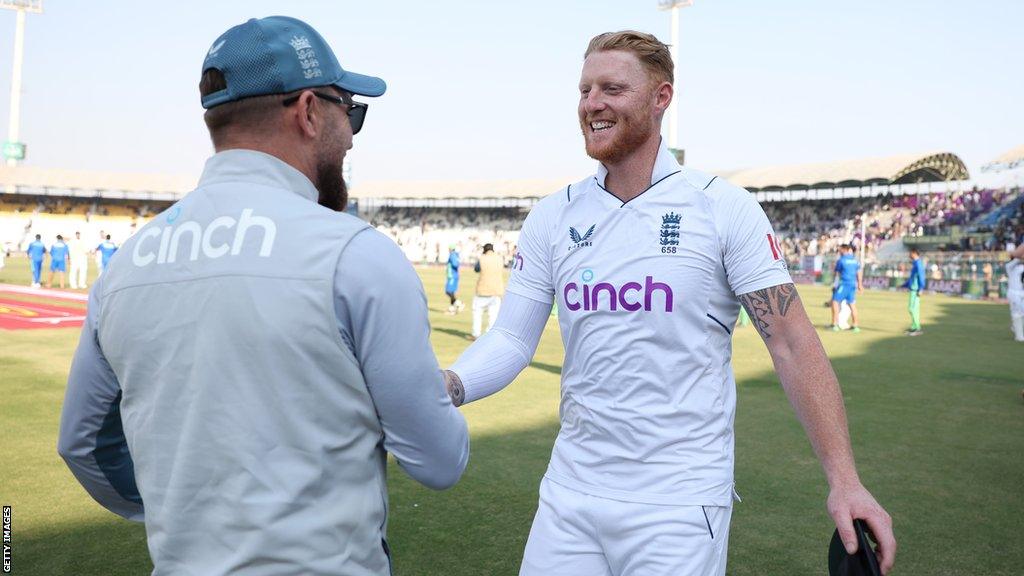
left=443, top=369, right=465, bottom=407
left=738, top=283, right=799, bottom=339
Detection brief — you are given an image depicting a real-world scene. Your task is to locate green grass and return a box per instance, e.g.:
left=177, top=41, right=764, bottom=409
left=2, top=257, right=1022, bottom=575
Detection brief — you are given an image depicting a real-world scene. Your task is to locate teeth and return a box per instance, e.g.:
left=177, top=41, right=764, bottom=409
left=591, top=121, right=614, bottom=131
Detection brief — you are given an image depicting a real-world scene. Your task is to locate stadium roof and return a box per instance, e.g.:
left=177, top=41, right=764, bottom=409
left=718, top=151, right=970, bottom=192
left=0, top=150, right=972, bottom=203
left=982, top=144, right=1024, bottom=172
left=0, top=165, right=194, bottom=201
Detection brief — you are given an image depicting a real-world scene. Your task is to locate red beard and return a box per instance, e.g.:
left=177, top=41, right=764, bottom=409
left=581, top=104, right=655, bottom=164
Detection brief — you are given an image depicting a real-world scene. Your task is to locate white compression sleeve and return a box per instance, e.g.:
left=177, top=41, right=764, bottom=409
left=449, top=291, right=552, bottom=404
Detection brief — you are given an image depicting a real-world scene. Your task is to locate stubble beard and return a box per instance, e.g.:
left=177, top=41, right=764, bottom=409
left=582, top=103, right=655, bottom=165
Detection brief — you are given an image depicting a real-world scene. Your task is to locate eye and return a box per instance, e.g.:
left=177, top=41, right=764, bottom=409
left=580, top=88, right=591, bottom=97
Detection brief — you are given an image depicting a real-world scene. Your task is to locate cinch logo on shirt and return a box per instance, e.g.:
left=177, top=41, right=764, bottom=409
left=563, top=274, right=674, bottom=312
left=132, top=208, right=277, bottom=267
left=511, top=252, right=524, bottom=271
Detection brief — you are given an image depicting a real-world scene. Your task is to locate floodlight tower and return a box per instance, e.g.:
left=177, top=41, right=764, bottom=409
left=2, top=0, right=42, bottom=171
left=657, top=0, right=692, bottom=165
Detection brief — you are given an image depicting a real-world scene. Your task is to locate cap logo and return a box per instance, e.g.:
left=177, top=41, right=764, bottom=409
left=288, top=35, right=312, bottom=50
left=207, top=39, right=226, bottom=58
left=288, top=35, right=322, bottom=79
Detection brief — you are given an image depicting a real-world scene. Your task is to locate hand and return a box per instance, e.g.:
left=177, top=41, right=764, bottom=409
left=827, top=483, right=896, bottom=574
left=442, top=369, right=465, bottom=407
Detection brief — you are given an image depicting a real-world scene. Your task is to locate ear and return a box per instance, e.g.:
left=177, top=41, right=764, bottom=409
left=289, top=90, right=321, bottom=140
left=654, top=80, right=673, bottom=115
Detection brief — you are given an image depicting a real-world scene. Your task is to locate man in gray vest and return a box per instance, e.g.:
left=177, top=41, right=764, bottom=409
left=58, top=16, right=469, bottom=576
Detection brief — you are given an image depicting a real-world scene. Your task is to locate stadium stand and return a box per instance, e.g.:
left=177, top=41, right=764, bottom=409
left=2, top=150, right=1021, bottom=272
left=0, top=194, right=168, bottom=253
left=366, top=207, right=524, bottom=264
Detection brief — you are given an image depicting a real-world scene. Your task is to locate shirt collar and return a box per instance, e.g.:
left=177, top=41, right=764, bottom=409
left=594, top=137, right=680, bottom=189
left=198, top=149, right=320, bottom=203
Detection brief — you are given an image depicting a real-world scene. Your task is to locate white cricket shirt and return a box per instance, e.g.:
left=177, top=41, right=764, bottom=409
left=508, top=142, right=791, bottom=505
left=1007, top=259, right=1023, bottom=293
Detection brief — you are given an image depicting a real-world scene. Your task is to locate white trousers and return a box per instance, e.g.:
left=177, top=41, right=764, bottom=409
left=1009, top=291, right=1024, bottom=341
left=1009, top=290, right=1023, bottom=318
left=472, top=295, right=501, bottom=337
left=70, top=257, right=88, bottom=289
left=520, top=478, right=732, bottom=576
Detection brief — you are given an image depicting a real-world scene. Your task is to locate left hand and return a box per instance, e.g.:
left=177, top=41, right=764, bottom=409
left=827, top=483, right=897, bottom=574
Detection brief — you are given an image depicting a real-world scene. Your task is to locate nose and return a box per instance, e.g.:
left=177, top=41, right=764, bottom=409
left=582, top=90, right=607, bottom=116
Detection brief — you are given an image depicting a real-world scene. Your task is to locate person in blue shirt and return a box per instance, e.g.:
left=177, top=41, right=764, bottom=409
left=445, top=244, right=464, bottom=314
left=94, top=234, right=118, bottom=276
left=47, top=234, right=71, bottom=288
left=830, top=244, right=862, bottom=332
left=26, top=234, right=47, bottom=288
left=900, top=248, right=927, bottom=336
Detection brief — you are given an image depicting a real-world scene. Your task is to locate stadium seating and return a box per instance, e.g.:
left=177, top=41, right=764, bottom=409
left=367, top=207, right=525, bottom=264
left=2, top=187, right=1020, bottom=265
left=764, top=188, right=1021, bottom=263
left=0, top=195, right=165, bottom=252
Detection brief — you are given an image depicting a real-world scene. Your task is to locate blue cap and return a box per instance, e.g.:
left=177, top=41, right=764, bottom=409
left=201, top=16, right=386, bottom=109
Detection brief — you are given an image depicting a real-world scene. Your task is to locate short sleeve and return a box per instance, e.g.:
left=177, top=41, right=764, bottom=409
left=506, top=203, right=555, bottom=305
left=710, top=182, right=792, bottom=296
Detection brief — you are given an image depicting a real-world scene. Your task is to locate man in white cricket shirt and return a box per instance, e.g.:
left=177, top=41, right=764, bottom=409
left=68, top=231, right=90, bottom=289
left=443, top=31, right=896, bottom=575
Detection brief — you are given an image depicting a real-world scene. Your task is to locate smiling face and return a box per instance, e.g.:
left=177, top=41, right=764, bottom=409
left=578, top=50, right=671, bottom=164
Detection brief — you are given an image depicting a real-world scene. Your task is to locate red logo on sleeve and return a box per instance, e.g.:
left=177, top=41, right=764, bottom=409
left=766, top=234, right=782, bottom=260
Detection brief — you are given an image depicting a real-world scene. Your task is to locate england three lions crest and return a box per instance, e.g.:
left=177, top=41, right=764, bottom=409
left=660, top=212, right=681, bottom=253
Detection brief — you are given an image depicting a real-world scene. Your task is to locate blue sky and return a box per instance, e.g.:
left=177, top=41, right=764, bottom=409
left=0, top=0, right=1020, bottom=186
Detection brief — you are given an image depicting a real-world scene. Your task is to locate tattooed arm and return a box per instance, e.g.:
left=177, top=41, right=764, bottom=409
left=738, top=284, right=896, bottom=574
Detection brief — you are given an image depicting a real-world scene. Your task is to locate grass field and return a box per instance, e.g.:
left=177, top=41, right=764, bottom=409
left=2, top=256, right=1022, bottom=575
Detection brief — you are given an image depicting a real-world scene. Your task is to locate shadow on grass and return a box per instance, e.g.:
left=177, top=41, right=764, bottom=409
left=433, top=326, right=473, bottom=340
left=13, top=518, right=151, bottom=576
left=528, top=360, right=562, bottom=376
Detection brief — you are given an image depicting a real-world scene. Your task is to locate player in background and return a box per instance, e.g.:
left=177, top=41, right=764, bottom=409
left=900, top=248, right=927, bottom=336
left=94, top=234, right=118, bottom=276
left=445, top=244, right=465, bottom=314
left=48, top=235, right=71, bottom=289
left=442, top=31, right=895, bottom=575
left=1007, top=244, right=1024, bottom=342
left=471, top=243, right=504, bottom=339
left=68, top=231, right=91, bottom=290
left=93, top=231, right=105, bottom=270
left=26, top=234, right=46, bottom=288
left=831, top=244, right=862, bottom=333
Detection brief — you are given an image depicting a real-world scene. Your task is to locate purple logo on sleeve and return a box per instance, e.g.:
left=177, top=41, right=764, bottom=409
left=512, top=251, right=524, bottom=271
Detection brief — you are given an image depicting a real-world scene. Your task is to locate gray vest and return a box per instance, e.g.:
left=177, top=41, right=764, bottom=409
left=98, top=151, right=390, bottom=575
